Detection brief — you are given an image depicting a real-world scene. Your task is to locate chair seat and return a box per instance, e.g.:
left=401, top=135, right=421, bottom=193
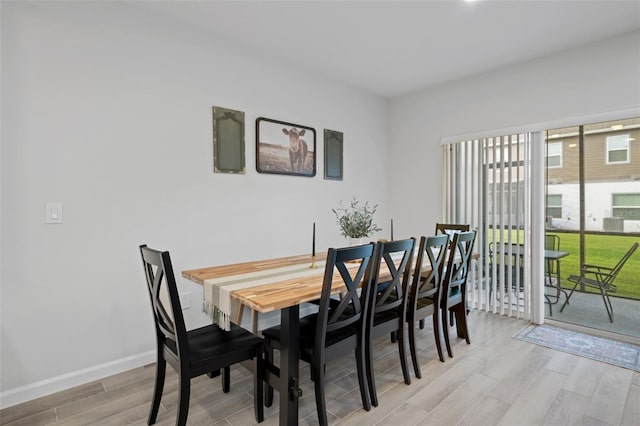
left=371, top=309, right=400, bottom=327
left=261, top=314, right=315, bottom=348
left=415, top=297, right=436, bottom=311
left=409, top=297, right=437, bottom=329
left=375, top=280, right=392, bottom=294
left=262, top=313, right=359, bottom=359
left=567, top=274, right=618, bottom=292
left=446, top=291, right=462, bottom=305
left=165, top=324, right=262, bottom=372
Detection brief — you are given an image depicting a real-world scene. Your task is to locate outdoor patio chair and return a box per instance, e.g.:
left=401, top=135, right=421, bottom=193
left=545, top=234, right=561, bottom=284
left=544, top=234, right=569, bottom=316
left=559, top=242, right=638, bottom=322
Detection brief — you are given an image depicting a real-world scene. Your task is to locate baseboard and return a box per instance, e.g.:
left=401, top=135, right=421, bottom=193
left=0, top=350, right=156, bottom=410
left=1, top=305, right=320, bottom=409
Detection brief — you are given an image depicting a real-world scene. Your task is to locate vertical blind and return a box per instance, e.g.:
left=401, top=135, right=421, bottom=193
left=443, top=134, right=533, bottom=320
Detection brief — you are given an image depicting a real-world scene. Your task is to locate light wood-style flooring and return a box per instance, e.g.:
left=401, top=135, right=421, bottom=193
left=2, top=311, right=638, bottom=425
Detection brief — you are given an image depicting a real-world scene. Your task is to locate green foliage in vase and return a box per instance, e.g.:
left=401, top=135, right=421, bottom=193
left=332, top=197, right=382, bottom=238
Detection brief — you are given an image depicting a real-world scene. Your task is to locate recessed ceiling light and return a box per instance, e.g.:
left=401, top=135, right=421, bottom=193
left=611, top=124, right=624, bottom=130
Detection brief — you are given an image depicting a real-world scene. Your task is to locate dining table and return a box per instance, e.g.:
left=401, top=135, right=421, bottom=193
left=181, top=246, right=479, bottom=425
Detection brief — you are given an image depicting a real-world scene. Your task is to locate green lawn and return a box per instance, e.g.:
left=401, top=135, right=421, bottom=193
left=488, top=231, right=640, bottom=299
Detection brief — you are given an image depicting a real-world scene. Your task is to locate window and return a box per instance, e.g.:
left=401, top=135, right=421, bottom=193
left=546, top=142, right=563, bottom=168
left=612, top=193, right=640, bottom=219
left=606, top=135, right=630, bottom=164
left=547, top=194, right=562, bottom=218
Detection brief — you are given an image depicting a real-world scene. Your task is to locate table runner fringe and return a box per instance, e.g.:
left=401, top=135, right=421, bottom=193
left=203, top=300, right=231, bottom=331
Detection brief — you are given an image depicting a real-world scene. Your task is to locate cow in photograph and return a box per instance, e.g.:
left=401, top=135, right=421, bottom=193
left=283, top=127, right=308, bottom=173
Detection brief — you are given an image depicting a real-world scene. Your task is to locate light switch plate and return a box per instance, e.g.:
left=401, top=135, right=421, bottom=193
left=46, top=203, right=63, bottom=224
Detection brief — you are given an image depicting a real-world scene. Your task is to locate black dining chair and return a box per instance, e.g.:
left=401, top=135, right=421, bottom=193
left=406, top=234, right=450, bottom=376
left=435, top=223, right=470, bottom=241
left=365, top=238, right=415, bottom=407
left=440, top=230, right=476, bottom=358
left=139, top=245, right=265, bottom=425
left=434, top=223, right=471, bottom=327
left=262, top=243, right=376, bottom=426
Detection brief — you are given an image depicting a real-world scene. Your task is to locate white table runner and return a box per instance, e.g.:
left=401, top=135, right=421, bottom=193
left=203, top=261, right=326, bottom=331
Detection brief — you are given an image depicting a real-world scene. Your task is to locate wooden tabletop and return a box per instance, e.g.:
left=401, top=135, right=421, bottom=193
left=182, top=253, right=326, bottom=285
left=182, top=250, right=478, bottom=314
left=182, top=253, right=341, bottom=313
left=230, top=269, right=350, bottom=313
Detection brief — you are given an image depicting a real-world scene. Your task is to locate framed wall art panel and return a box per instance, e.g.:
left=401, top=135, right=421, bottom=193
left=213, top=106, right=245, bottom=174
left=324, top=129, right=343, bottom=180
left=256, top=117, right=316, bottom=177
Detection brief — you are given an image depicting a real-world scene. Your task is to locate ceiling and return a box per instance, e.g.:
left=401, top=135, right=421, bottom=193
left=127, top=0, right=640, bottom=98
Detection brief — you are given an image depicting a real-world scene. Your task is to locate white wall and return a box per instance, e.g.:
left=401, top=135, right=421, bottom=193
left=389, top=30, right=640, bottom=236
left=0, top=1, right=391, bottom=405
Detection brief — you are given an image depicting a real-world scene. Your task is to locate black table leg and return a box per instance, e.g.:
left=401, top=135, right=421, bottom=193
left=279, top=305, right=301, bottom=426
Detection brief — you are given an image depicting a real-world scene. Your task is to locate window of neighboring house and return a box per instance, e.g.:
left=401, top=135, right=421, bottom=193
left=547, top=194, right=562, bottom=218
left=612, top=193, right=640, bottom=220
left=606, top=135, right=630, bottom=164
left=546, top=141, right=563, bottom=168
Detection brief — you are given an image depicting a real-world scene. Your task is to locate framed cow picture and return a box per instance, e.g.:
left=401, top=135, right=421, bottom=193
left=256, top=117, right=316, bottom=177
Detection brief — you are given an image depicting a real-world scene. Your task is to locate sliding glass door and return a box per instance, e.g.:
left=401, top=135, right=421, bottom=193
left=545, top=118, right=640, bottom=338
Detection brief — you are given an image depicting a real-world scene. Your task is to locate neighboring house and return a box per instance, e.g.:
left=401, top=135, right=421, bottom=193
left=546, top=119, right=640, bottom=233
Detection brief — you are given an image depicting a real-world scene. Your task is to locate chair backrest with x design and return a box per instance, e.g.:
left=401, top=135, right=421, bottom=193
left=443, top=230, right=477, bottom=302
left=411, top=234, right=450, bottom=305
left=369, top=238, right=415, bottom=316
left=316, top=243, right=376, bottom=344
left=140, top=245, right=188, bottom=359
left=435, top=223, right=470, bottom=242
left=407, top=234, right=451, bottom=367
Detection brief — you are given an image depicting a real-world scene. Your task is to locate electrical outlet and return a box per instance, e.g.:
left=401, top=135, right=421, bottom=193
left=179, top=292, right=191, bottom=309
